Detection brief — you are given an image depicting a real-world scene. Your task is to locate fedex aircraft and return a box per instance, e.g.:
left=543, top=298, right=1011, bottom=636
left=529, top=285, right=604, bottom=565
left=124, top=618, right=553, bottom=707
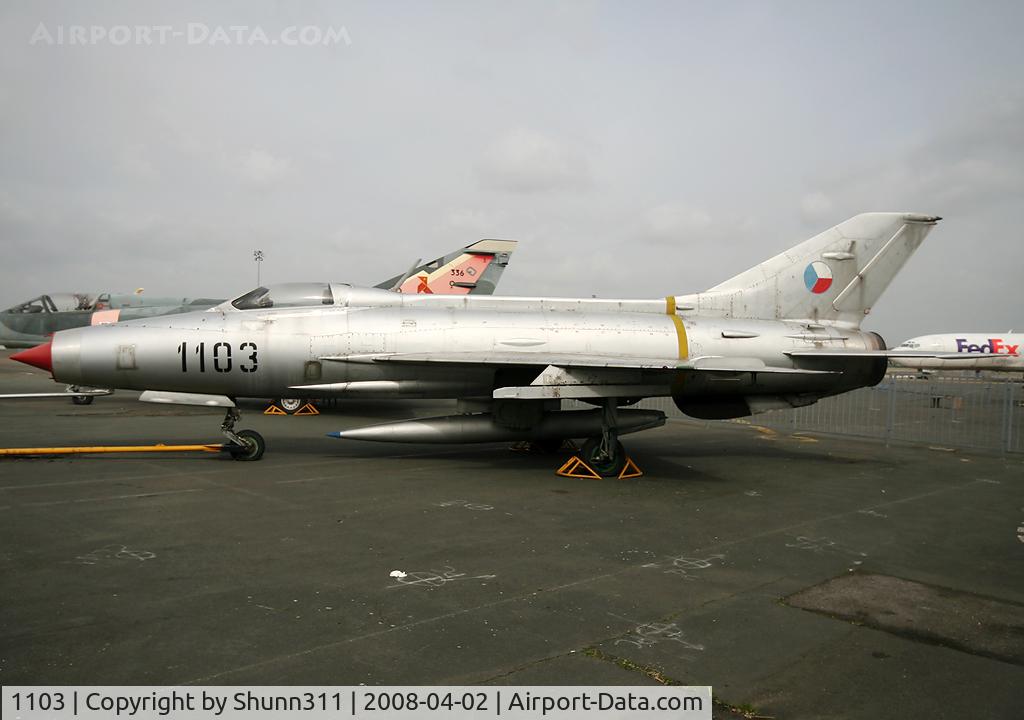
left=889, top=333, right=1022, bottom=372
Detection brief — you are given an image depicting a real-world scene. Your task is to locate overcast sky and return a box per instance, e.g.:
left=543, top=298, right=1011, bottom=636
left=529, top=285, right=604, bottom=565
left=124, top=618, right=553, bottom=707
left=2, top=1, right=1022, bottom=342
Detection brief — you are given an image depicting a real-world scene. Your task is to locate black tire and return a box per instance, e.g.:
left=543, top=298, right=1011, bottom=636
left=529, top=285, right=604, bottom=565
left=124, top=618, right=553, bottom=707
left=71, top=395, right=94, bottom=405
left=279, top=398, right=303, bottom=413
left=229, top=429, right=266, bottom=461
left=581, top=437, right=626, bottom=477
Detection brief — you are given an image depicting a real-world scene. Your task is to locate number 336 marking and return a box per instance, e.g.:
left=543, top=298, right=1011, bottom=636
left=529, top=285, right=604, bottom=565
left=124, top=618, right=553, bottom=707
left=177, top=341, right=258, bottom=373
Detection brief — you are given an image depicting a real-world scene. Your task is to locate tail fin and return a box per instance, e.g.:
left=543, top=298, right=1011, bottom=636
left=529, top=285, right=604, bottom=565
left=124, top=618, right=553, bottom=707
left=375, top=239, right=517, bottom=295
left=685, top=212, right=940, bottom=326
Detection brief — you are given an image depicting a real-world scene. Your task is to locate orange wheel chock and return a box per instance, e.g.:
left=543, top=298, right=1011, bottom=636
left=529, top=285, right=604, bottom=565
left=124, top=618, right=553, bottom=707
left=617, top=457, right=643, bottom=479
left=556, top=456, right=602, bottom=479
left=556, top=455, right=644, bottom=480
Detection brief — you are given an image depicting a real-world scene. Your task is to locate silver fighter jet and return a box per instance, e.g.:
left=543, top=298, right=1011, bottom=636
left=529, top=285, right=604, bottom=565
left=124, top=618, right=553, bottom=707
left=13, top=213, right=939, bottom=474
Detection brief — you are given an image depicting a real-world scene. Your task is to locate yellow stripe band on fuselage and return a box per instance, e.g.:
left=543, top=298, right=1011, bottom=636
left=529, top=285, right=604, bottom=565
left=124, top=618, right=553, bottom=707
left=665, top=296, right=688, bottom=360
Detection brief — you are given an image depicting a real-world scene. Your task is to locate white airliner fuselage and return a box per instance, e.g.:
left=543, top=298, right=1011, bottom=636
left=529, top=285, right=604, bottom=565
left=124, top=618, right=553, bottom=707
left=890, top=333, right=1022, bottom=372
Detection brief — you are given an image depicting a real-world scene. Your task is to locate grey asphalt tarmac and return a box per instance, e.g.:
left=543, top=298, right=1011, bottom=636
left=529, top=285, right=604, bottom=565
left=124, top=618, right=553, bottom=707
left=1, top=351, right=1022, bottom=719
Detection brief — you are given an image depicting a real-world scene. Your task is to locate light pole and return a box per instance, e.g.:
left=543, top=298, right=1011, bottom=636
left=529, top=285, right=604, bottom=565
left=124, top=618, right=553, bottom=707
left=253, top=249, right=264, bottom=286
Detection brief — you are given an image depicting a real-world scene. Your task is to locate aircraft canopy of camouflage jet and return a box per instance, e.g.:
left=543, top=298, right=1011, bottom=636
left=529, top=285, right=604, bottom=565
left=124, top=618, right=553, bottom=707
left=0, top=239, right=516, bottom=349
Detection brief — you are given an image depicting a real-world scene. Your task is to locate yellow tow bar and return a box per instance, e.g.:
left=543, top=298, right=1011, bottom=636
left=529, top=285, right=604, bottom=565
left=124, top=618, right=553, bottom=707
left=0, top=444, right=225, bottom=456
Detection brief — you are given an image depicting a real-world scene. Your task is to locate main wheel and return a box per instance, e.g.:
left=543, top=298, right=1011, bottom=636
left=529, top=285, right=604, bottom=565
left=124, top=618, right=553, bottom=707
left=278, top=398, right=303, bottom=413
left=581, top=437, right=626, bottom=477
left=68, top=385, right=94, bottom=405
left=228, top=429, right=266, bottom=461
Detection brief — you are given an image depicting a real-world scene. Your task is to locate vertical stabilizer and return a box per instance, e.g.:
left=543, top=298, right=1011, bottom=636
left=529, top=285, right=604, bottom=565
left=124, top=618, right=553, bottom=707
left=682, top=213, right=939, bottom=327
left=376, top=239, right=517, bottom=295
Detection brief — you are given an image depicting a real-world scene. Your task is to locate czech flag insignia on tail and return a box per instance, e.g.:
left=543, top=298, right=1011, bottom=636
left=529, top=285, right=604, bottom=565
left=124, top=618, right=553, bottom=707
left=804, top=261, right=833, bottom=294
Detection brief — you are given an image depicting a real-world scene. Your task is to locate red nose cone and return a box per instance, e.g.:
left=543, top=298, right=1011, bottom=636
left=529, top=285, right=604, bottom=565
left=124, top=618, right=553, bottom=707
left=10, top=341, right=53, bottom=373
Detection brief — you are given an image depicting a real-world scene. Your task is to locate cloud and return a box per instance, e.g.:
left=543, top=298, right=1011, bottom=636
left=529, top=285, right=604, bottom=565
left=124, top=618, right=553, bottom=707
left=115, top=144, right=159, bottom=181
left=0, top=2, right=1020, bottom=341
left=799, top=191, right=833, bottom=222
left=476, top=129, right=592, bottom=193
left=792, top=99, right=1024, bottom=338
left=804, top=99, right=1024, bottom=216
left=637, top=202, right=712, bottom=243
left=236, top=149, right=291, bottom=186
left=441, top=208, right=505, bottom=235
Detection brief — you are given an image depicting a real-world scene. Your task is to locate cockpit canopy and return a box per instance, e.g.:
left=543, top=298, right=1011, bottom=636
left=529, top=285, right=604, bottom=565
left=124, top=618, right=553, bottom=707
left=230, top=283, right=335, bottom=310
left=5, top=293, right=95, bottom=313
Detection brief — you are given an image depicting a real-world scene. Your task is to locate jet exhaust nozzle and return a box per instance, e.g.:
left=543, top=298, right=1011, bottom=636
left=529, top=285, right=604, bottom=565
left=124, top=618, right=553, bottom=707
left=329, top=408, right=666, bottom=444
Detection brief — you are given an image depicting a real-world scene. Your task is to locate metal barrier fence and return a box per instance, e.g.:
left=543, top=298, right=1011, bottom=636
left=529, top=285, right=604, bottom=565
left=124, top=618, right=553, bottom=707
left=625, top=373, right=1024, bottom=454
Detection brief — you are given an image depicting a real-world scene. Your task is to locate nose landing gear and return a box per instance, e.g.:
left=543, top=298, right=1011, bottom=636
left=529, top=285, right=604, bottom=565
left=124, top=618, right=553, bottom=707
left=221, top=407, right=265, bottom=461
left=68, top=386, right=94, bottom=406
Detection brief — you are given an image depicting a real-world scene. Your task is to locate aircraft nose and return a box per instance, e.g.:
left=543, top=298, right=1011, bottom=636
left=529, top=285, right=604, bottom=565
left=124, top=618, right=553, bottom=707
left=10, top=340, right=53, bottom=373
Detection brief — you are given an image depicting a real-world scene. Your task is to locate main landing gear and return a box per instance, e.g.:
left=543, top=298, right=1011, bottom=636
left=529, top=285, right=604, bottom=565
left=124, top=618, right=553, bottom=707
left=278, top=397, right=303, bottom=413
left=221, top=407, right=265, bottom=461
left=561, top=399, right=638, bottom=479
left=580, top=436, right=627, bottom=477
left=577, top=400, right=628, bottom=476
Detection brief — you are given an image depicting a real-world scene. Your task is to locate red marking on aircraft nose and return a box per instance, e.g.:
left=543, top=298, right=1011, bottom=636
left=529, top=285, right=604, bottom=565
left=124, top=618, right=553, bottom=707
left=10, top=341, right=53, bottom=373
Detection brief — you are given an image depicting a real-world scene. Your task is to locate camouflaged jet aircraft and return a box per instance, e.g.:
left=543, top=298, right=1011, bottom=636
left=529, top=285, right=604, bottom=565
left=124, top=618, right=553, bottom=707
left=0, top=292, right=223, bottom=349
left=13, top=213, right=940, bottom=475
left=1, top=239, right=516, bottom=351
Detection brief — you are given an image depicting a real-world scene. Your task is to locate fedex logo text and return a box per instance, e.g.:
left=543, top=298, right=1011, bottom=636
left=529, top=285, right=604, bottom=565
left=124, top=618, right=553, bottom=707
left=955, top=338, right=1020, bottom=355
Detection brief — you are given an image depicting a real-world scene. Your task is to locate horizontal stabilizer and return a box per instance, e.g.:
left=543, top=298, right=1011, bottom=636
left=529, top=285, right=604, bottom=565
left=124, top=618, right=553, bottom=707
left=688, top=356, right=837, bottom=374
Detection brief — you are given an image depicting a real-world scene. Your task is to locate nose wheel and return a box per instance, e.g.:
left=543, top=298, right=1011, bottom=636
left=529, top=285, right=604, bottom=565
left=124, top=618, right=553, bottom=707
left=221, top=408, right=266, bottom=461
left=227, top=429, right=265, bottom=461
left=67, top=385, right=94, bottom=405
